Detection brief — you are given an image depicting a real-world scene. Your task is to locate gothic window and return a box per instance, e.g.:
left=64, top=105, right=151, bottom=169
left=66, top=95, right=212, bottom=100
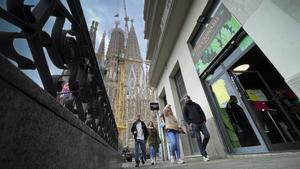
left=126, top=90, right=130, bottom=97
left=113, top=72, right=116, bottom=81
left=109, top=68, right=113, bottom=79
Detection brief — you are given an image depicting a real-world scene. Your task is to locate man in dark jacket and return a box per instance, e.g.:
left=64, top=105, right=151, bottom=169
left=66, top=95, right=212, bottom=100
left=183, top=95, right=210, bottom=161
left=131, top=114, right=149, bottom=167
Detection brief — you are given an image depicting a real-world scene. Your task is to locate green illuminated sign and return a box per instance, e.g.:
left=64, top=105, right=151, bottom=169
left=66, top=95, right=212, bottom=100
left=192, top=4, right=242, bottom=75
left=238, top=35, right=253, bottom=51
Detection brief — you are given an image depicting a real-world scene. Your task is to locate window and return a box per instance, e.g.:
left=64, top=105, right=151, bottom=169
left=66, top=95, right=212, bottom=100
left=174, top=70, right=187, bottom=108
left=113, top=72, right=116, bottom=81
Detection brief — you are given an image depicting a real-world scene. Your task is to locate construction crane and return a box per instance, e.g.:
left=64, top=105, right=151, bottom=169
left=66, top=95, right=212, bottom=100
left=123, top=0, right=129, bottom=35
left=115, top=0, right=130, bottom=143
left=116, top=57, right=126, bottom=130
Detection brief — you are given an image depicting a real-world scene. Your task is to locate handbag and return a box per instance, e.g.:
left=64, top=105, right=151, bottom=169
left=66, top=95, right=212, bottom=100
left=178, top=126, right=186, bottom=134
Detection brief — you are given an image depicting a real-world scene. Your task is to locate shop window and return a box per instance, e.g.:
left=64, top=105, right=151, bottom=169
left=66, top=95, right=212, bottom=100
left=230, top=46, right=300, bottom=146
left=205, top=37, right=300, bottom=152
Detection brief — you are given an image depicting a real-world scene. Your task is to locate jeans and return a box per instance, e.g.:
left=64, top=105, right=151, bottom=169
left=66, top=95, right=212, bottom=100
left=149, top=146, right=156, bottom=159
left=167, top=130, right=181, bottom=159
left=192, top=122, right=210, bottom=157
left=134, top=139, right=146, bottom=163
left=165, top=130, right=172, bottom=157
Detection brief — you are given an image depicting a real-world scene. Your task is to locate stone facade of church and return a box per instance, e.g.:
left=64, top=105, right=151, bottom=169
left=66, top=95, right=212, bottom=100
left=90, top=21, right=157, bottom=148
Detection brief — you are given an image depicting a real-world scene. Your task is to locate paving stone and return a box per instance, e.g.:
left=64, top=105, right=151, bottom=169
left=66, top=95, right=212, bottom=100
left=122, top=152, right=300, bottom=169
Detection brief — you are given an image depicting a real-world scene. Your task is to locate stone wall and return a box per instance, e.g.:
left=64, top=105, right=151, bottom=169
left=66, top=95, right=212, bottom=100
left=0, top=56, right=121, bottom=169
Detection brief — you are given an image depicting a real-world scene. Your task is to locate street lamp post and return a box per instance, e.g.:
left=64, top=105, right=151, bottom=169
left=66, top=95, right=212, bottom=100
left=150, top=102, right=166, bottom=160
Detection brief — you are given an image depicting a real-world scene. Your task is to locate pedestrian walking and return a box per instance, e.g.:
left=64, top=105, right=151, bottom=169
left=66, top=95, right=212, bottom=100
left=131, top=114, right=149, bottom=167
left=183, top=95, right=210, bottom=162
left=147, top=121, right=161, bottom=165
left=161, top=104, right=185, bottom=164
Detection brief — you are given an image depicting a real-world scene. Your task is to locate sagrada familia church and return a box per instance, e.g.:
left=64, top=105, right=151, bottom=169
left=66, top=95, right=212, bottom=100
left=89, top=19, right=156, bottom=148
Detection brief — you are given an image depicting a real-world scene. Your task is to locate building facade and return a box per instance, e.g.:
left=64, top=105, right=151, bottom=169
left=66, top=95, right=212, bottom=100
left=144, top=0, right=300, bottom=159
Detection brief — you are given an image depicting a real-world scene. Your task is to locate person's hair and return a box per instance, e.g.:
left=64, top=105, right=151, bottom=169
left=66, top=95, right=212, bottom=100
left=184, top=95, right=190, bottom=99
left=163, top=104, right=173, bottom=116
left=230, top=95, right=237, bottom=101
left=136, top=114, right=141, bottom=120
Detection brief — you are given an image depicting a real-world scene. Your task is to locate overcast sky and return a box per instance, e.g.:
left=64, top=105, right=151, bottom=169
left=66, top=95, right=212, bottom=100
left=82, top=0, right=147, bottom=58
left=0, top=0, right=147, bottom=87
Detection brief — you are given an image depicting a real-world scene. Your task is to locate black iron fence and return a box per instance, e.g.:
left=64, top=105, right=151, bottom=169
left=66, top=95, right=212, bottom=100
left=0, top=0, right=118, bottom=150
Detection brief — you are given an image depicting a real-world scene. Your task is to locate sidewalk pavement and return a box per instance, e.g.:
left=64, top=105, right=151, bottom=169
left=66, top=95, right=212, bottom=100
left=122, top=152, right=300, bottom=169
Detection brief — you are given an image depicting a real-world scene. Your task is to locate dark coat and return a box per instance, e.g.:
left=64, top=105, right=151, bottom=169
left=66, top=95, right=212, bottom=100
left=183, top=101, right=206, bottom=125
left=226, top=102, right=251, bottom=132
left=131, top=120, right=149, bottom=140
left=147, top=127, right=161, bottom=150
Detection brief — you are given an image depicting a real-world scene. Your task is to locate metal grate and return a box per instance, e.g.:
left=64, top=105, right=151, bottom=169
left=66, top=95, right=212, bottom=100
left=0, top=0, right=118, bottom=150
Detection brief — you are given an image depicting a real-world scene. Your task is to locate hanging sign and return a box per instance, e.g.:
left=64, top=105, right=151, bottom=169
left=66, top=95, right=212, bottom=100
left=150, top=102, right=159, bottom=111
left=192, top=3, right=242, bottom=75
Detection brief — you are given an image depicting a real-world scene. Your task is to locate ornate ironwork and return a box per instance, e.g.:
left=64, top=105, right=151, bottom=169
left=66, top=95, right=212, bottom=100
left=0, top=0, right=118, bottom=150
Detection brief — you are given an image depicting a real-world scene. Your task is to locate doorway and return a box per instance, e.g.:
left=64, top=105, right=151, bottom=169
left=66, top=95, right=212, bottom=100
left=174, top=69, right=200, bottom=155
left=205, top=35, right=300, bottom=153
left=206, top=65, right=268, bottom=153
left=229, top=46, right=300, bottom=150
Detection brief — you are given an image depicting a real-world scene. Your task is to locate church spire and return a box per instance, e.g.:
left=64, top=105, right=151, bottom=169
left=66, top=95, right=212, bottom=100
left=125, top=22, right=141, bottom=59
left=106, top=22, right=125, bottom=82
left=96, top=31, right=106, bottom=65
left=106, top=22, right=125, bottom=58
left=89, top=20, right=98, bottom=50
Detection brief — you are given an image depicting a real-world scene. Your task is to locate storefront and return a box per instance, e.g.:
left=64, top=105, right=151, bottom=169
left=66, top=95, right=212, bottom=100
left=144, top=0, right=300, bottom=158
left=189, top=3, right=300, bottom=154
left=205, top=37, right=300, bottom=153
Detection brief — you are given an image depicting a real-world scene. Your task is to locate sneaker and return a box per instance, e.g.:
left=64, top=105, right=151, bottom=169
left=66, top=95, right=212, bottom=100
left=141, top=159, right=145, bottom=165
left=170, top=156, right=175, bottom=163
left=151, top=159, right=155, bottom=165
left=203, top=156, right=210, bottom=162
left=177, top=159, right=185, bottom=164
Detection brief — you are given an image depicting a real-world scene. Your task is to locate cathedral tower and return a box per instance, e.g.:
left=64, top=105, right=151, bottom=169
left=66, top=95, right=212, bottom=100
left=89, top=21, right=98, bottom=49
left=105, top=22, right=125, bottom=114
left=124, top=21, right=156, bottom=147
left=92, top=19, right=155, bottom=148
